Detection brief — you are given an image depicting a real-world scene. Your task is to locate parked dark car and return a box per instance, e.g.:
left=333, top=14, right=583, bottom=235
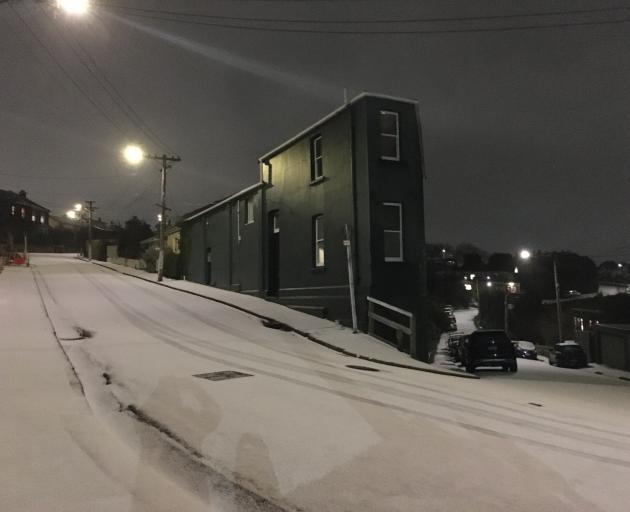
left=548, top=342, right=587, bottom=368
left=513, top=340, right=538, bottom=360
left=447, top=333, right=464, bottom=361
left=460, top=330, right=517, bottom=373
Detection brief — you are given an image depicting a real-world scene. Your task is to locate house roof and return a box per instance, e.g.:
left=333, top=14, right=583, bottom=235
left=0, top=189, right=50, bottom=213
left=182, top=182, right=264, bottom=223
left=258, top=92, right=418, bottom=162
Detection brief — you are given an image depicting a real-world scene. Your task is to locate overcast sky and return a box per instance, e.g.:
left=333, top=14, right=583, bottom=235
left=2, top=0, right=630, bottom=260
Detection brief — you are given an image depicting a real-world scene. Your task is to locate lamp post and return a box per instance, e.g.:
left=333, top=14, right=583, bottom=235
left=123, top=144, right=181, bottom=282
left=553, top=255, right=563, bottom=343
left=66, top=201, right=95, bottom=260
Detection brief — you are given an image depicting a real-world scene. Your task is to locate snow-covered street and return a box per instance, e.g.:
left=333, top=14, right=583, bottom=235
left=3, top=254, right=630, bottom=511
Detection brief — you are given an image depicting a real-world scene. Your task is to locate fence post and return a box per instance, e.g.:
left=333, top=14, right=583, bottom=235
left=368, top=300, right=374, bottom=335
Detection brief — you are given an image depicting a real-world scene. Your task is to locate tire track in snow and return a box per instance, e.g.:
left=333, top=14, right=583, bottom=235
left=65, top=265, right=630, bottom=464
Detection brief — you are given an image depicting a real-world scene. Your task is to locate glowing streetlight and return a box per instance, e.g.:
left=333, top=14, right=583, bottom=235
left=122, top=144, right=145, bottom=166
left=469, top=273, right=476, bottom=280
left=66, top=210, right=77, bottom=220
left=157, top=213, right=163, bottom=223
left=56, top=0, right=90, bottom=16
left=486, top=281, right=492, bottom=288
left=122, top=145, right=181, bottom=281
left=74, top=203, right=83, bottom=212
left=519, top=249, right=531, bottom=261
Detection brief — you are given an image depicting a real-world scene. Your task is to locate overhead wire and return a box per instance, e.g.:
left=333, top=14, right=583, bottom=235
left=9, top=2, right=125, bottom=134
left=97, top=3, right=630, bottom=35
left=36, top=3, right=175, bottom=154
left=97, top=3, right=630, bottom=26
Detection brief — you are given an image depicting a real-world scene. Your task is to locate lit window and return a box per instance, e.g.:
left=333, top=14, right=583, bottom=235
left=31, top=215, right=36, bottom=222
left=379, top=111, right=399, bottom=161
left=11, top=205, right=15, bottom=215
left=40, top=215, right=45, bottom=224
left=273, top=212, right=279, bottom=233
left=311, top=135, right=323, bottom=181
left=263, top=162, right=272, bottom=184
left=245, top=197, right=254, bottom=224
left=21, top=207, right=26, bottom=218
left=313, top=215, right=325, bottom=267
left=382, top=202, right=403, bottom=262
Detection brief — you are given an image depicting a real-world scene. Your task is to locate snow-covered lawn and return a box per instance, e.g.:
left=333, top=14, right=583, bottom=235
left=4, top=255, right=630, bottom=512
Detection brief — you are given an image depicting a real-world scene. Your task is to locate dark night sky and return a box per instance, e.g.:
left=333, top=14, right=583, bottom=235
left=2, top=0, right=630, bottom=260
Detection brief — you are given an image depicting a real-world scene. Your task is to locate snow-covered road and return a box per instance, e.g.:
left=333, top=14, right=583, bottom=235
left=4, top=254, right=630, bottom=511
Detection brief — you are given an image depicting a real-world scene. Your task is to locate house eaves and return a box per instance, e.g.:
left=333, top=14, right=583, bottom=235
left=258, top=92, right=418, bottom=163
left=183, top=182, right=264, bottom=223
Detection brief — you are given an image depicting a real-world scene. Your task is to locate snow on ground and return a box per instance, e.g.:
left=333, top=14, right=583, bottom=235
left=5, top=254, right=630, bottom=512
left=91, top=258, right=465, bottom=377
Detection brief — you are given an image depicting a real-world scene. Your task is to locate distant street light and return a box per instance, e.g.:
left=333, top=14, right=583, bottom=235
left=519, top=249, right=531, bottom=261
left=56, top=0, right=90, bottom=16
left=66, top=201, right=96, bottom=261
left=122, top=144, right=181, bottom=282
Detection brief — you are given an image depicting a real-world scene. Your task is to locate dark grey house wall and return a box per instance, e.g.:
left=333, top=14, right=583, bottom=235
left=229, top=191, right=263, bottom=294
left=180, top=93, right=428, bottom=359
left=355, top=97, right=428, bottom=358
left=264, top=109, right=355, bottom=322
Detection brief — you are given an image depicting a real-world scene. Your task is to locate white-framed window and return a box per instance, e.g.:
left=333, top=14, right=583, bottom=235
left=31, top=214, right=36, bottom=222
left=382, top=202, right=403, bottom=262
left=313, top=215, right=325, bottom=267
left=273, top=212, right=279, bottom=233
left=11, top=205, right=15, bottom=215
left=263, top=162, right=272, bottom=184
left=379, top=111, right=399, bottom=161
left=40, top=215, right=45, bottom=224
left=245, top=197, right=254, bottom=224
left=20, top=207, right=26, bottom=219
left=311, top=135, right=323, bottom=181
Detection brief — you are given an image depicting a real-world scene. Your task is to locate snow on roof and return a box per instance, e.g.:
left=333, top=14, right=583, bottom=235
left=258, top=92, right=418, bottom=162
left=182, top=182, right=264, bottom=223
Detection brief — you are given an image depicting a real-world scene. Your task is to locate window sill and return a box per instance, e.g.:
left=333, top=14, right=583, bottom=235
left=384, top=259, right=404, bottom=263
left=380, top=156, right=400, bottom=162
left=309, top=176, right=327, bottom=186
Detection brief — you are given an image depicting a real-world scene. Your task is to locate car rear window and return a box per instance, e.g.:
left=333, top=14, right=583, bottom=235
left=471, top=332, right=512, bottom=349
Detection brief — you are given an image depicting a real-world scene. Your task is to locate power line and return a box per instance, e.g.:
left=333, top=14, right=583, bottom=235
left=98, top=3, right=630, bottom=26
left=106, top=9, right=630, bottom=35
left=9, top=3, right=125, bottom=133
left=37, top=3, right=174, bottom=153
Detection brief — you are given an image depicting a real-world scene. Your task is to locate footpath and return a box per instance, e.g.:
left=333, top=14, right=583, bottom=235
left=0, top=265, right=214, bottom=512
left=90, top=259, right=473, bottom=379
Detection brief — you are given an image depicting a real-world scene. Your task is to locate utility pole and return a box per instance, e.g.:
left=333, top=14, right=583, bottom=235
left=553, top=256, right=563, bottom=342
left=154, top=154, right=180, bottom=282
left=85, top=200, right=96, bottom=261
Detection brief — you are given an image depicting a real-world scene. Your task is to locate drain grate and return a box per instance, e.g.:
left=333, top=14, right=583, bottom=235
left=346, top=364, right=380, bottom=372
left=194, top=371, right=253, bottom=381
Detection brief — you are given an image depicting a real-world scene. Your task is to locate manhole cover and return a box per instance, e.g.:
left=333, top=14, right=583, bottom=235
left=346, top=364, right=380, bottom=372
left=194, top=371, right=253, bottom=381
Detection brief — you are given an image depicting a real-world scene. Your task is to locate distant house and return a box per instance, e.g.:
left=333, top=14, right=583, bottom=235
left=0, top=189, right=50, bottom=251
left=180, top=93, right=430, bottom=360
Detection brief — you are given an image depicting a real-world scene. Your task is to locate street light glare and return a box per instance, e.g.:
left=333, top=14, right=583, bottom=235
left=519, top=249, right=531, bottom=260
left=74, top=203, right=83, bottom=212
left=57, top=0, right=90, bottom=15
left=66, top=210, right=77, bottom=220
left=123, top=144, right=144, bottom=166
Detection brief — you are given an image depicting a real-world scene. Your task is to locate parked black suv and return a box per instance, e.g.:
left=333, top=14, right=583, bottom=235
left=460, top=330, right=518, bottom=373
left=548, top=342, right=588, bottom=368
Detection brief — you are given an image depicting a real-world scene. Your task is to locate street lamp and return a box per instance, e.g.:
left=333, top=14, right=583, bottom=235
left=66, top=201, right=95, bottom=261
left=56, top=0, right=90, bottom=16
left=122, top=144, right=181, bottom=282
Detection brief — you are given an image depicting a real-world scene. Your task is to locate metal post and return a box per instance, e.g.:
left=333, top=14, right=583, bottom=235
left=24, top=232, right=28, bottom=266
left=343, top=224, right=358, bottom=333
left=157, top=156, right=166, bottom=282
left=553, top=256, right=563, bottom=342
left=87, top=200, right=93, bottom=261
left=504, top=287, right=508, bottom=333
